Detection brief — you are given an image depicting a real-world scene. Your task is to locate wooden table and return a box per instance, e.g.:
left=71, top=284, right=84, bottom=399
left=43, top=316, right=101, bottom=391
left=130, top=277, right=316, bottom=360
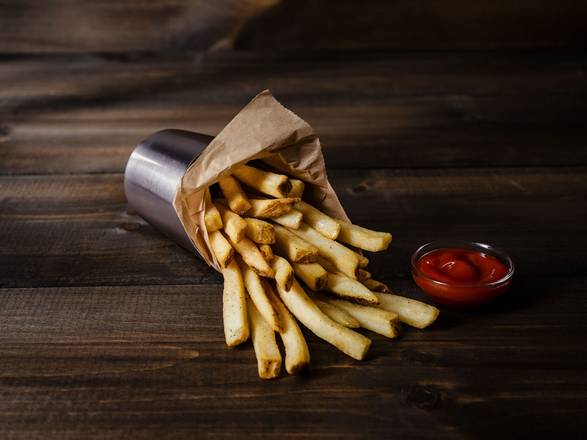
left=1, top=50, right=586, bottom=438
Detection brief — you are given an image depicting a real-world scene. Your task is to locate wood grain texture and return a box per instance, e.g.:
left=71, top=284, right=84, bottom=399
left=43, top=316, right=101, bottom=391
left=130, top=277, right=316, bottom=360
left=1, top=169, right=585, bottom=288
left=1, top=278, right=586, bottom=439
left=1, top=52, right=587, bottom=174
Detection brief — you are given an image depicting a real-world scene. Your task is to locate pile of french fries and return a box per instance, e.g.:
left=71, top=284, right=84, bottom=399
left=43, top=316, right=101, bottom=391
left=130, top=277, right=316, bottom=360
left=204, top=163, right=439, bottom=379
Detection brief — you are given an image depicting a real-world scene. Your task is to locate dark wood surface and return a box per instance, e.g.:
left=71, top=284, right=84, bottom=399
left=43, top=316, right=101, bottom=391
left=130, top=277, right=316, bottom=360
left=2, top=33, right=587, bottom=440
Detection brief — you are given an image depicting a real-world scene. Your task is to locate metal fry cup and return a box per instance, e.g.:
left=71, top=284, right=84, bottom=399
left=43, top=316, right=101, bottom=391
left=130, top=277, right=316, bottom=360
left=124, top=129, right=213, bottom=255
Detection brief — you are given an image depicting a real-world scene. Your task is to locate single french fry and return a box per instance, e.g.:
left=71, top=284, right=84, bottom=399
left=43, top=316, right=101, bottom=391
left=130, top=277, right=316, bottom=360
left=248, top=198, right=300, bottom=218
left=272, top=209, right=303, bottom=229
left=228, top=235, right=275, bottom=278
left=374, top=292, right=439, bottom=329
left=259, top=244, right=274, bottom=262
left=338, top=221, right=393, bottom=252
left=240, top=261, right=282, bottom=332
left=247, top=299, right=281, bottom=379
left=216, top=203, right=247, bottom=243
left=222, top=260, right=249, bottom=346
left=364, top=278, right=391, bottom=293
left=358, top=269, right=371, bottom=282
left=294, top=201, right=341, bottom=240
left=287, top=223, right=359, bottom=279
left=218, top=175, right=252, bottom=215
left=264, top=281, right=310, bottom=374
left=233, top=164, right=292, bottom=198
left=288, top=179, right=305, bottom=198
left=275, top=279, right=371, bottom=360
left=312, top=298, right=360, bottom=328
left=244, top=218, right=275, bottom=244
left=325, top=297, right=401, bottom=339
left=325, top=272, right=379, bottom=305
left=204, top=189, right=223, bottom=233
left=293, top=262, right=328, bottom=291
left=271, top=255, right=294, bottom=292
left=273, top=224, right=318, bottom=263
left=209, top=230, right=234, bottom=268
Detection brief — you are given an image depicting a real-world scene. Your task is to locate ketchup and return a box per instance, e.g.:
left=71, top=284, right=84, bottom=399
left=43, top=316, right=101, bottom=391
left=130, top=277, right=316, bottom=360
left=412, top=247, right=512, bottom=309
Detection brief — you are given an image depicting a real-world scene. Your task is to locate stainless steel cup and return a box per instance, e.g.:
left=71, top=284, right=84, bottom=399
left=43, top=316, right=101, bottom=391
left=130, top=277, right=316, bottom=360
left=124, top=129, right=213, bottom=254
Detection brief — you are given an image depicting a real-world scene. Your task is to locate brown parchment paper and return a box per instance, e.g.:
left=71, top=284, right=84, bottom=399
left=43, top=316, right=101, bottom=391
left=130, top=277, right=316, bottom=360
left=173, top=90, right=350, bottom=272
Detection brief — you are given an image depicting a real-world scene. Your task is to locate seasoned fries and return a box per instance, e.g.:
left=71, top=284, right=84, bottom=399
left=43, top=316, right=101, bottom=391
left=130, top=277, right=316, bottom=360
left=221, top=260, right=249, bottom=346
left=312, top=298, right=360, bottom=328
left=374, top=293, right=439, bottom=329
left=209, top=230, right=234, bottom=268
left=248, top=198, right=299, bottom=218
left=325, top=272, right=379, bottom=305
left=233, top=164, right=292, bottom=198
left=247, top=299, right=281, bottom=379
left=271, top=255, right=294, bottom=292
left=273, top=224, right=318, bottom=263
left=244, top=218, right=275, bottom=244
left=272, top=209, right=303, bottom=229
left=292, top=262, right=328, bottom=291
left=204, top=189, right=223, bottom=233
left=241, top=261, right=282, bottom=332
left=338, top=221, right=393, bottom=252
left=294, top=201, right=341, bottom=240
left=287, top=223, right=359, bottom=279
left=219, top=175, right=251, bottom=215
left=228, top=235, right=275, bottom=278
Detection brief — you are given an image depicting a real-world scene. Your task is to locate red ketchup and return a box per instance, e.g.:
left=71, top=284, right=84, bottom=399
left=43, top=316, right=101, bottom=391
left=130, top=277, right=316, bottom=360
left=412, top=248, right=512, bottom=309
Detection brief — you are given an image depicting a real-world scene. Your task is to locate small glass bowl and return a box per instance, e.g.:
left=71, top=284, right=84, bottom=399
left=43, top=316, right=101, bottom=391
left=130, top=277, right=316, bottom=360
left=411, top=240, right=515, bottom=309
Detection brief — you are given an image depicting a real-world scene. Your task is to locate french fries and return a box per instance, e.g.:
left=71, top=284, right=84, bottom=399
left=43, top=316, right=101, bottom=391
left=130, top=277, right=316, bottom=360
left=244, top=218, right=275, bottom=244
left=292, top=262, right=328, bottom=291
left=233, top=164, right=292, bottom=198
left=247, top=299, right=281, bottom=379
left=219, top=175, right=251, bottom=215
left=248, top=198, right=299, bottom=218
left=222, top=260, right=249, bottom=346
left=363, top=278, right=391, bottom=293
left=272, top=209, right=303, bottom=229
left=294, top=201, right=341, bottom=240
left=275, top=279, right=371, bottom=360
left=228, top=235, right=275, bottom=278
left=259, top=244, right=273, bottom=261
left=338, top=221, right=393, bottom=252
left=240, top=261, right=282, bottom=332
left=273, top=224, right=318, bottom=263
left=216, top=202, right=247, bottom=242
left=312, top=298, right=360, bottom=328
left=271, top=255, right=294, bottom=292
left=204, top=189, right=223, bottom=233
left=374, top=293, right=439, bottom=329
left=286, top=223, right=359, bottom=279
left=325, top=297, right=401, bottom=339
left=288, top=179, right=305, bottom=198
left=209, top=230, right=234, bottom=268
left=325, top=272, right=379, bottom=305
left=358, top=269, right=371, bottom=282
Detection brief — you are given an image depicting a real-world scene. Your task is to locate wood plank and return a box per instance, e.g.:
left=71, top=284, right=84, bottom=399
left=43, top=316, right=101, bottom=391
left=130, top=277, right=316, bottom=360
left=0, top=278, right=585, bottom=438
left=1, top=52, right=586, bottom=174
left=1, top=168, right=585, bottom=288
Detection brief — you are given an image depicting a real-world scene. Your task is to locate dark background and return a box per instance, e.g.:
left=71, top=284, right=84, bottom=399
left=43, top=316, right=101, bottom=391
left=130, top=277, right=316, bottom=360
left=1, top=1, right=586, bottom=439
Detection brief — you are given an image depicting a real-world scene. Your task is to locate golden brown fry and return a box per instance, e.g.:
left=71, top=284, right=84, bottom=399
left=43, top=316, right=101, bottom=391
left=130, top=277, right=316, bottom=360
left=259, top=244, right=274, bottom=262
left=325, top=297, right=401, bottom=338
left=338, top=221, right=393, bottom=252
left=247, top=298, right=281, bottom=379
left=273, top=224, right=318, bottom=263
left=228, top=235, right=275, bottom=278
left=271, top=255, right=295, bottom=292
left=294, top=201, right=341, bottom=240
left=312, top=298, right=360, bottom=328
left=204, top=189, right=223, bottom=233
left=244, top=218, right=275, bottom=244
left=287, top=223, right=359, bottom=279
left=364, top=278, right=391, bottom=293
left=240, top=261, right=282, bottom=332
left=209, top=230, right=234, bottom=268
left=374, top=292, right=439, bottom=329
left=218, top=175, right=252, bottom=215
left=275, top=279, right=371, bottom=360
left=222, top=260, right=249, bottom=346
left=216, top=202, right=247, bottom=242
left=272, top=209, right=303, bottom=229
left=233, top=164, right=292, bottom=198
left=288, top=179, right=305, bottom=198
left=248, top=198, right=300, bottom=218
left=358, top=269, right=371, bottom=282
left=264, top=282, right=310, bottom=374
left=356, top=252, right=369, bottom=268
left=325, top=272, right=379, bottom=305
left=292, top=262, right=328, bottom=291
